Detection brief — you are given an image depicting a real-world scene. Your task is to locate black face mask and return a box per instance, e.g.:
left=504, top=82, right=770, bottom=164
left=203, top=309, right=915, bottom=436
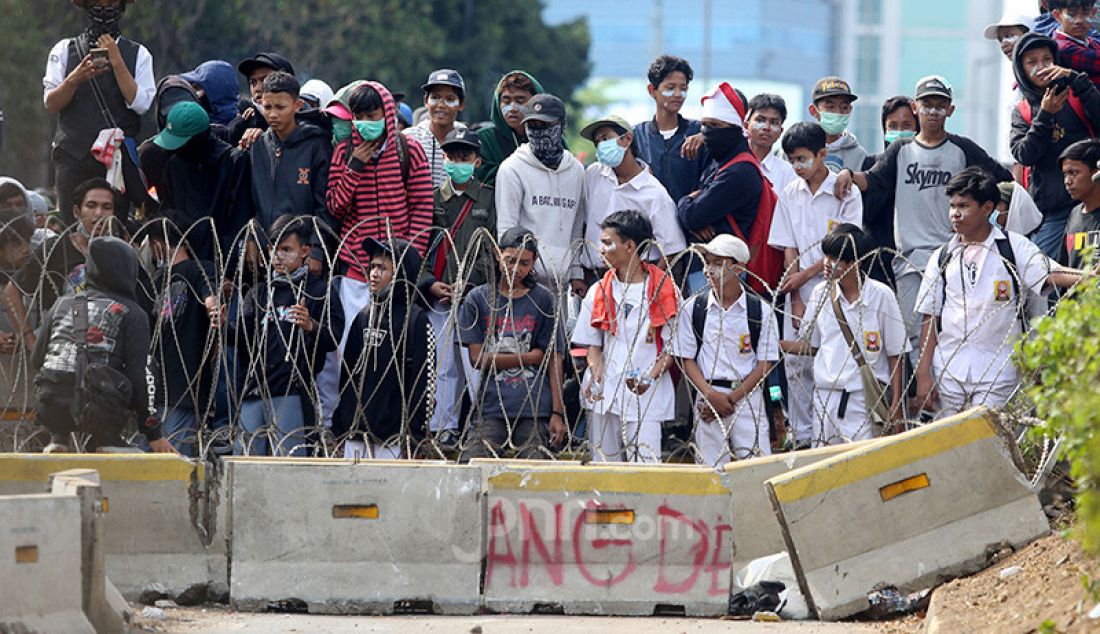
left=702, top=125, right=742, bottom=159
left=85, top=3, right=125, bottom=39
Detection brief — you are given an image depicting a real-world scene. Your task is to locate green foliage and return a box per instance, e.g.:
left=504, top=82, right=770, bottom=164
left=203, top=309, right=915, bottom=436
left=1017, top=274, right=1100, bottom=554
left=1037, top=618, right=1057, bottom=634
left=0, top=0, right=590, bottom=187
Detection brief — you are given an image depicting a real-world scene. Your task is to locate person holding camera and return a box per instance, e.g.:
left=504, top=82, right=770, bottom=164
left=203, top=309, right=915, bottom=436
left=43, top=0, right=155, bottom=224
left=1011, top=31, right=1100, bottom=261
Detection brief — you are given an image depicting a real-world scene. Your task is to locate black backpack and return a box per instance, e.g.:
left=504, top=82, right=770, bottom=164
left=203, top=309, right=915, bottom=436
left=691, top=290, right=764, bottom=355
left=70, top=294, right=134, bottom=429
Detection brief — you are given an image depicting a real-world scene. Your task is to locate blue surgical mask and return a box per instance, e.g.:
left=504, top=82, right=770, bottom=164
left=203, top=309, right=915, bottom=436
left=353, top=119, right=385, bottom=141
left=596, top=137, right=627, bottom=168
left=989, top=208, right=1003, bottom=228
left=818, top=111, right=850, bottom=136
left=884, top=130, right=916, bottom=144
left=444, top=160, right=475, bottom=185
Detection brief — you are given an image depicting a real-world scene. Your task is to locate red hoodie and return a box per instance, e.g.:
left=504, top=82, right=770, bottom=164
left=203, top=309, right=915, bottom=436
left=326, top=81, right=433, bottom=281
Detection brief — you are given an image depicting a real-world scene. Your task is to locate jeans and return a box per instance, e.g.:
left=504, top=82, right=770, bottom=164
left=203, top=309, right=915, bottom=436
left=459, top=417, right=549, bottom=462
left=1032, top=213, right=1069, bottom=262
left=236, top=395, right=308, bottom=456
left=161, top=407, right=199, bottom=457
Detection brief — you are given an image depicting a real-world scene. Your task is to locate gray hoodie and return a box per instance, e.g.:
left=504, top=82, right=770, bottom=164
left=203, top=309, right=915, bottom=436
left=824, top=132, right=868, bottom=173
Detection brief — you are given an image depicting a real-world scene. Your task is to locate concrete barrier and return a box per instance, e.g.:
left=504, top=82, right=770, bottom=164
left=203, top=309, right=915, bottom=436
left=721, top=440, right=878, bottom=580
left=0, top=492, right=95, bottom=633
left=765, top=408, right=1050, bottom=620
left=0, top=454, right=226, bottom=598
left=481, top=462, right=733, bottom=616
left=226, top=458, right=483, bottom=615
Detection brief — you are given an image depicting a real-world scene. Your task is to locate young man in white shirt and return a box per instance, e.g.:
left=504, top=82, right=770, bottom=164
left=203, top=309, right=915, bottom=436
left=746, top=94, right=797, bottom=195
left=915, top=167, right=1053, bottom=417
left=784, top=225, right=907, bottom=445
left=580, top=114, right=687, bottom=275
left=674, top=235, right=780, bottom=465
left=573, top=211, right=679, bottom=463
left=767, top=122, right=863, bottom=446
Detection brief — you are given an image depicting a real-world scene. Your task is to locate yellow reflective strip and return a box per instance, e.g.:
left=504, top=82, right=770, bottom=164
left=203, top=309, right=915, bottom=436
left=15, top=545, right=38, bottom=564
left=584, top=509, right=635, bottom=525
left=332, top=504, right=379, bottom=519
left=489, top=468, right=727, bottom=496
left=0, top=455, right=200, bottom=482
left=879, top=473, right=930, bottom=502
left=770, top=411, right=996, bottom=504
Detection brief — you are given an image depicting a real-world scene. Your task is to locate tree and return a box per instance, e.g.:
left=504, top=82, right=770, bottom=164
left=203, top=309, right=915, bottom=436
left=0, top=0, right=590, bottom=191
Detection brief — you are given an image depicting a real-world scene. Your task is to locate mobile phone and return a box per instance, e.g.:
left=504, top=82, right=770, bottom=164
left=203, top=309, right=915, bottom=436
left=1052, top=75, right=1071, bottom=94
left=90, top=48, right=109, bottom=65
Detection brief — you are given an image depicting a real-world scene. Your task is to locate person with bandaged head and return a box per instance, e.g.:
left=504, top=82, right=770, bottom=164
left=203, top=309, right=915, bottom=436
left=44, top=0, right=155, bottom=225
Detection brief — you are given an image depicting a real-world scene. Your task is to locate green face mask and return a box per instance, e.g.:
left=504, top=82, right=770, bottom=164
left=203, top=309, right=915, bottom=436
left=818, top=111, right=850, bottom=136
left=354, top=119, right=386, bottom=141
left=883, top=129, right=916, bottom=145
left=332, top=120, right=353, bottom=143
left=444, top=160, right=476, bottom=185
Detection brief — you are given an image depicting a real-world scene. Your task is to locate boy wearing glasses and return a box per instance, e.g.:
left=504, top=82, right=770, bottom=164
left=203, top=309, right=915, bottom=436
left=834, top=76, right=1013, bottom=353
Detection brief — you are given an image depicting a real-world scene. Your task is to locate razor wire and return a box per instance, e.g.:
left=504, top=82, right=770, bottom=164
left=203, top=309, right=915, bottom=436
left=0, top=212, right=1077, bottom=467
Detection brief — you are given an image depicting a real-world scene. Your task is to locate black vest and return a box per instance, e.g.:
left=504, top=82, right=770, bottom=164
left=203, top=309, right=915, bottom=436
left=52, top=35, right=143, bottom=162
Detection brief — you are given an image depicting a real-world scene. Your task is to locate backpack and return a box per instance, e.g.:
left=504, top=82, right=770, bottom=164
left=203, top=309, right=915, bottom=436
left=934, top=235, right=1041, bottom=334
left=1017, top=98, right=1096, bottom=189
left=715, top=152, right=784, bottom=294
left=70, top=294, right=134, bottom=430
left=690, top=290, right=763, bottom=355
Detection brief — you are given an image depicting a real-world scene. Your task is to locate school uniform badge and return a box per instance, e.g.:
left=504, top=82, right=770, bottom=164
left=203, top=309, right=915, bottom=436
left=297, top=168, right=311, bottom=185
left=864, top=331, right=881, bottom=352
left=738, top=333, right=752, bottom=354
left=994, top=280, right=1011, bottom=302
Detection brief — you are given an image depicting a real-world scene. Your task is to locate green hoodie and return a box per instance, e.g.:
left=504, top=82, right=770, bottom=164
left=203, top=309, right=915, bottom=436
left=331, top=80, right=367, bottom=145
left=475, top=70, right=544, bottom=187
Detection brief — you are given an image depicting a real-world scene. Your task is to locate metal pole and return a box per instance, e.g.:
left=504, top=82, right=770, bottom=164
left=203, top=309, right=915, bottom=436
left=702, top=0, right=712, bottom=87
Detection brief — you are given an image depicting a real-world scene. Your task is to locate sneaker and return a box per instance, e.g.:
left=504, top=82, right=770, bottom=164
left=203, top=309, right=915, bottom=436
left=434, top=428, right=461, bottom=449
left=42, top=442, right=70, bottom=454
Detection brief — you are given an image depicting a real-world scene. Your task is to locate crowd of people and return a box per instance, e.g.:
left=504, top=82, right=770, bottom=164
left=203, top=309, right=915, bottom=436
left=2, top=0, right=1099, bottom=466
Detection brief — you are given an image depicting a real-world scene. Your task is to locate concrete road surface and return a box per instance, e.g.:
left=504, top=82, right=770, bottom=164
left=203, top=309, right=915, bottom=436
left=147, top=608, right=880, bottom=633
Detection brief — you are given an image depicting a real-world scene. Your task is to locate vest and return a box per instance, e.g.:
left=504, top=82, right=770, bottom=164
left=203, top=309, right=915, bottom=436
left=52, top=35, right=143, bottom=162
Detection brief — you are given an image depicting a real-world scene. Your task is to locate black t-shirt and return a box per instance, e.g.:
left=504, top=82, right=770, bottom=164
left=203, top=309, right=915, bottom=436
left=151, top=259, right=216, bottom=410
left=1064, top=203, right=1100, bottom=269
left=14, top=229, right=85, bottom=315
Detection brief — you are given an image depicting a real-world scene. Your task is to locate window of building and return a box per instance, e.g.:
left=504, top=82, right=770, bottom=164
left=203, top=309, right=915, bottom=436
left=858, top=0, right=882, bottom=25
left=856, top=35, right=880, bottom=95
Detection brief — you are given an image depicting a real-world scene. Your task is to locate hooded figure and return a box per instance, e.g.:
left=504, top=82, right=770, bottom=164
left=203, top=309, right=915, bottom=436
left=0, top=177, right=32, bottom=216
left=475, top=70, right=545, bottom=186
left=181, top=60, right=240, bottom=126
left=326, top=81, right=434, bottom=272
left=30, top=236, right=164, bottom=446
left=332, top=237, right=433, bottom=450
left=1011, top=32, right=1100, bottom=223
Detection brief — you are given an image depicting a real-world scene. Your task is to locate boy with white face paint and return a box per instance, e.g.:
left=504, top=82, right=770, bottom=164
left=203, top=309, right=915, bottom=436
left=768, top=121, right=863, bottom=446
left=580, top=114, right=686, bottom=275
left=673, top=235, right=779, bottom=465
left=808, top=77, right=868, bottom=172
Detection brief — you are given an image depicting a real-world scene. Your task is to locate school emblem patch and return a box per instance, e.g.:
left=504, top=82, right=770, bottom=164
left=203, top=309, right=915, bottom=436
left=739, top=333, right=752, bottom=354
left=864, top=331, right=881, bottom=353
left=994, top=280, right=1011, bottom=302
left=297, top=168, right=311, bottom=185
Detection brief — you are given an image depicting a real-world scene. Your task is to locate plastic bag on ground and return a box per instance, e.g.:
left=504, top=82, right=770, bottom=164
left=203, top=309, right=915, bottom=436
left=733, top=551, right=810, bottom=620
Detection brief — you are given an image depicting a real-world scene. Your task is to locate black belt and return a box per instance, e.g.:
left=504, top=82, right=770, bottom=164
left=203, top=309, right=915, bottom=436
left=710, top=379, right=738, bottom=389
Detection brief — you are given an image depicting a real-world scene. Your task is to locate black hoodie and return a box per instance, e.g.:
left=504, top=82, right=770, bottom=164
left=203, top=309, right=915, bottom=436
left=249, top=121, right=335, bottom=233
left=30, top=237, right=162, bottom=439
left=1011, top=32, right=1100, bottom=219
left=675, top=132, right=762, bottom=238
left=333, top=239, right=434, bottom=444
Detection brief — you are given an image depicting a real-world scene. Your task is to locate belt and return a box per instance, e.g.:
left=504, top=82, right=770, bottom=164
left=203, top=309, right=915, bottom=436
left=710, top=379, right=739, bottom=389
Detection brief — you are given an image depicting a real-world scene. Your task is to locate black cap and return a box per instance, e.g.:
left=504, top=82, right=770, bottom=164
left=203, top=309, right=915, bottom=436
left=237, top=53, right=295, bottom=78
left=499, top=226, right=539, bottom=255
left=441, top=128, right=481, bottom=153
left=812, top=76, right=858, bottom=103
left=914, top=75, right=953, bottom=101
left=422, top=69, right=466, bottom=99
left=522, top=93, right=566, bottom=124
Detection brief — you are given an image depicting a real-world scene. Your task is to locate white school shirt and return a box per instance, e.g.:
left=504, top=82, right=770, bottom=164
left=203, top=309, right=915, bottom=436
left=572, top=277, right=676, bottom=422
left=916, top=228, right=1048, bottom=385
left=767, top=170, right=863, bottom=303
left=803, top=278, right=909, bottom=392
left=672, top=290, right=780, bottom=382
left=761, top=152, right=798, bottom=197
left=582, top=161, right=687, bottom=268
left=43, top=37, right=156, bottom=115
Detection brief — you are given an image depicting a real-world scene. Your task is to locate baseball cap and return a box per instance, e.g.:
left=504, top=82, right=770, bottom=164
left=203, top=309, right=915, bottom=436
left=397, top=102, right=414, bottom=127
left=237, top=52, right=295, bottom=78
left=300, top=79, right=335, bottom=109
left=499, top=226, right=539, bottom=255
left=422, top=69, right=466, bottom=99
left=812, top=76, right=858, bottom=103
left=915, top=75, right=953, bottom=101
left=441, top=128, right=481, bottom=153
left=697, top=234, right=750, bottom=264
left=983, top=13, right=1032, bottom=40
left=522, top=94, right=567, bottom=125
left=154, top=102, right=210, bottom=151
left=580, top=115, right=632, bottom=142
